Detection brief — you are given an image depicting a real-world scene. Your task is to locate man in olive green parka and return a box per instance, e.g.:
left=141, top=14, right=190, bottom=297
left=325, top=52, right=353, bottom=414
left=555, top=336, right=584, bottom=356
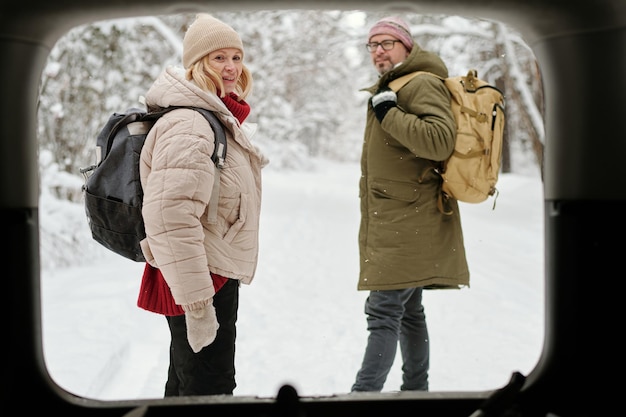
left=352, top=16, right=469, bottom=393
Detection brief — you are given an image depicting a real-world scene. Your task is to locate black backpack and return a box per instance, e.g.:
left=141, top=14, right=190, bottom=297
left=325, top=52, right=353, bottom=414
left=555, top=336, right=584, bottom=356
left=80, top=106, right=227, bottom=262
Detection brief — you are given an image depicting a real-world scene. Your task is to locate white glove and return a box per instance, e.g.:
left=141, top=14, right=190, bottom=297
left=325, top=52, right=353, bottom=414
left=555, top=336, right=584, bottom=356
left=185, top=301, right=219, bottom=353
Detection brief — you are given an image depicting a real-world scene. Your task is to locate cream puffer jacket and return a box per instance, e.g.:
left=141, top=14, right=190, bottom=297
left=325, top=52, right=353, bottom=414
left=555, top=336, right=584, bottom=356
left=139, top=67, right=267, bottom=311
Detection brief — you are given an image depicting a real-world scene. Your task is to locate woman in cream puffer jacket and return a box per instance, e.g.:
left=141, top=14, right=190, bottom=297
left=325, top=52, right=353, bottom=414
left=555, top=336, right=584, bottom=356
left=138, top=14, right=267, bottom=396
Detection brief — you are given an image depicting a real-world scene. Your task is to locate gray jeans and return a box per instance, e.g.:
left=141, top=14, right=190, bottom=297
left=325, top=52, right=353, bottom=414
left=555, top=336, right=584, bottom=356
left=352, top=287, right=429, bottom=392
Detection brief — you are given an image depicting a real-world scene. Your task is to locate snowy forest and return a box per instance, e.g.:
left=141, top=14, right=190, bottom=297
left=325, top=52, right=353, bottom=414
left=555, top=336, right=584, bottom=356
left=37, top=9, right=544, bottom=269
left=37, top=10, right=547, bottom=398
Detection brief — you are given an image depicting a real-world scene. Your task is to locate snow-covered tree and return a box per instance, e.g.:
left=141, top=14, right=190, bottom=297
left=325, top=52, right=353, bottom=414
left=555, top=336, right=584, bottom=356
left=39, top=11, right=542, bottom=179
left=37, top=11, right=544, bottom=264
left=38, top=16, right=184, bottom=199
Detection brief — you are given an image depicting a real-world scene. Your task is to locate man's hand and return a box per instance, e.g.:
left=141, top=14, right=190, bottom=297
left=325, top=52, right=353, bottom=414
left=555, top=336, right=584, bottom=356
left=371, top=87, right=397, bottom=122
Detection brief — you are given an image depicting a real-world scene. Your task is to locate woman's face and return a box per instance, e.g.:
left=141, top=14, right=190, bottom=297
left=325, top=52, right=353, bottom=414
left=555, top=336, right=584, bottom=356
left=207, top=48, right=243, bottom=94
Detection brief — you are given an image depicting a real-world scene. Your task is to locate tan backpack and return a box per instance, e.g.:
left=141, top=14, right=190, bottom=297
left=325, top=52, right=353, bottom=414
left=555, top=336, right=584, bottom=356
left=389, top=69, right=506, bottom=214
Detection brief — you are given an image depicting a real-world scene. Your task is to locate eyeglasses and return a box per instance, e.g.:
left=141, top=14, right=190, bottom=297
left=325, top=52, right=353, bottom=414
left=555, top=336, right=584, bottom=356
left=365, top=40, right=402, bottom=53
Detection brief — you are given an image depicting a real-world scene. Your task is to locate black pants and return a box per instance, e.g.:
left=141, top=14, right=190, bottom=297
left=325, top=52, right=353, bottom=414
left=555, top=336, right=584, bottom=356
left=164, top=278, right=239, bottom=396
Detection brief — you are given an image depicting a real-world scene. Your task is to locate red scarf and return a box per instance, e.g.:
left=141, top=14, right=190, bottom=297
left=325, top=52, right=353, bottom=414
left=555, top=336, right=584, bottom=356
left=137, top=265, right=228, bottom=316
left=220, top=92, right=250, bottom=124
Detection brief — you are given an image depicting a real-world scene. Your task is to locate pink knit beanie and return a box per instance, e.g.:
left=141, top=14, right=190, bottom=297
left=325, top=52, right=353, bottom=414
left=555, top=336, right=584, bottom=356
left=368, top=16, right=414, bottom=52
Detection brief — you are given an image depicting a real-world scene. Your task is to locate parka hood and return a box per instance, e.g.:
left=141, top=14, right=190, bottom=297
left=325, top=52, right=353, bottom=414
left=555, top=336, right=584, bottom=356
left=144, top=66, right=230, bottom=116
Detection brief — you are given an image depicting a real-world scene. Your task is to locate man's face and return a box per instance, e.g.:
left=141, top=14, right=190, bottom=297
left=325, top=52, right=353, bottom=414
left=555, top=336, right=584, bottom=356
left=368, top=34, right=410, bottom=75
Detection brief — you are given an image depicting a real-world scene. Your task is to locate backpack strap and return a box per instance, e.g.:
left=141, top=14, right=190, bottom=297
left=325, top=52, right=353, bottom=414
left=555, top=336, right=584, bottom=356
left=190, top=108, right=227, bottom=224
left=389, top=73, right=452, bottom=215
left=417, top=164, right=453, bottom=216
left=437, top=192, right=454, bottom=216
left=160, top=106, right=227, bottom=224
left=388, top=71, right=443, bottom=92
left=193, top=108, right=227, bottom=169
left=164, top=106, right=227, bottom=168
left=208, top=165, right=221, bottom=224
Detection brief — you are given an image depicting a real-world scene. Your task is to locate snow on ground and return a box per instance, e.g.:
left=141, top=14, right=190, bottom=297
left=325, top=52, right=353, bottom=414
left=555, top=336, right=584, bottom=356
left=41, top=160, right=544, bottom=400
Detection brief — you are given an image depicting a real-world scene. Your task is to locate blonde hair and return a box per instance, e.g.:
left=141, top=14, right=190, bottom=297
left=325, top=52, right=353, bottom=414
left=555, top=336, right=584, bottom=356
left=185, top=55, right=252, bottom=101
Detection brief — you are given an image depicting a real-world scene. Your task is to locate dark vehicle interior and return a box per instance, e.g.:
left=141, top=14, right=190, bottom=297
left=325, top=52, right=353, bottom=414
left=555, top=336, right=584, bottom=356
left=3, top=1, right=624, bottom=416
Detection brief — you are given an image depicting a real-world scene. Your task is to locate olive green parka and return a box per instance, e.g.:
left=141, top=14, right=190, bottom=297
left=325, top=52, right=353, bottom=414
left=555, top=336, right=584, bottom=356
left=358, top=44, right=470, bottom=291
